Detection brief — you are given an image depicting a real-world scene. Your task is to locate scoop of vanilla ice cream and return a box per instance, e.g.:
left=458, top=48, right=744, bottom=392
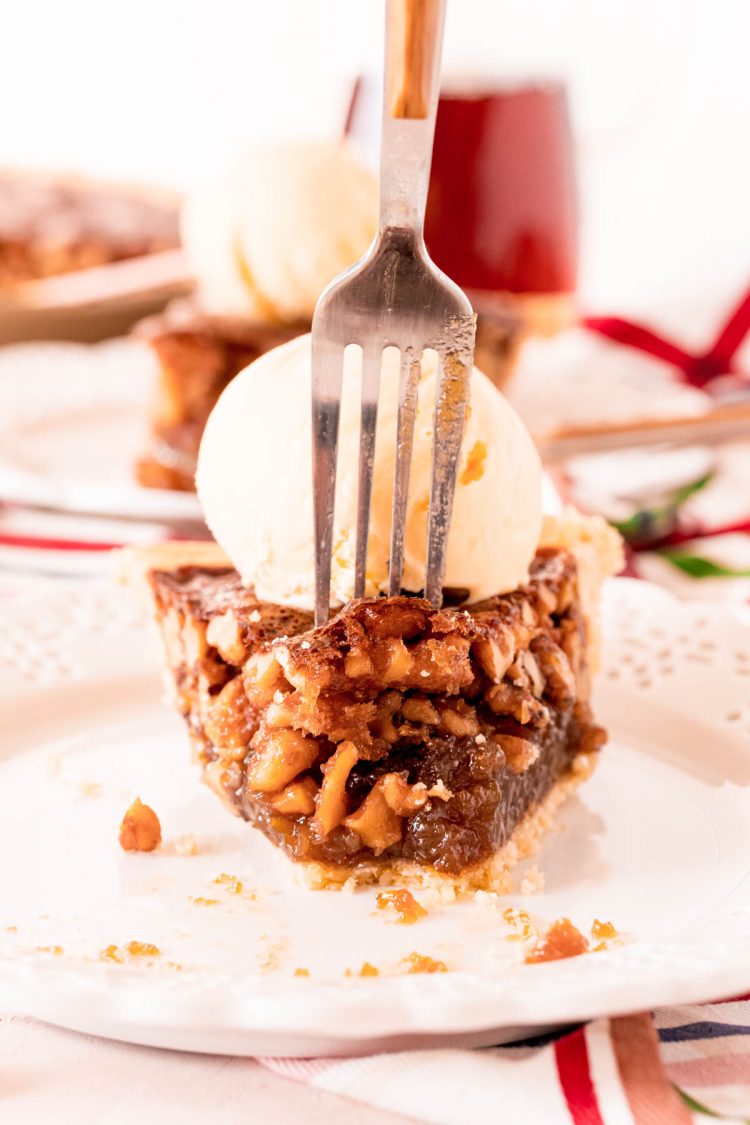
left=181, top=140, right=378, bottom=324
left=197, top=334, right=542, bottom=609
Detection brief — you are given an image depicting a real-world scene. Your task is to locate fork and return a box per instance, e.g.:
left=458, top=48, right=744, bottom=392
left=311, top=0, right=476, bottom=626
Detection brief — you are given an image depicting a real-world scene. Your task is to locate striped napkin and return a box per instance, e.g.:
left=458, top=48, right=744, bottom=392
left=260, top=1002, right=750, bottom=1124
left=0, top=501, right=204, bottom=579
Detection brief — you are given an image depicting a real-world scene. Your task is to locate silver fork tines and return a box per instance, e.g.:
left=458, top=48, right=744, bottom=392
left=425, top=323, right=476, bottom=605
left=311, top=335, right=344, bottom=628
left=311, top=0, right=476, bottom=626
left=353, top=346, right=384, bottom=600
left=388, top=347, right=421, bottom=597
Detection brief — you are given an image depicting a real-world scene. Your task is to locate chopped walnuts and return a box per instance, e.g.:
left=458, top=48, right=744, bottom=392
left=118, top=798, right=162, bottom=853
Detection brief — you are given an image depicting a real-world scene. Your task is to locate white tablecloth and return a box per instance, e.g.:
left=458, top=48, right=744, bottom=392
left=0, top=1016, right=415, bottom=1125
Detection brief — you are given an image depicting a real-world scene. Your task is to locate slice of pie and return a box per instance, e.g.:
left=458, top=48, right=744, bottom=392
left=134, top=303, right=308, bottom=491
left=122, top=513, right=621, bottom=893
left=0, top=169, right=179, bottom=286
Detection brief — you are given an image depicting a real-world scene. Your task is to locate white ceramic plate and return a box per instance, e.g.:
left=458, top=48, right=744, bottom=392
left=0, top=578, right=749, bottom=1057
left=0, top=339, right=202, bottom=524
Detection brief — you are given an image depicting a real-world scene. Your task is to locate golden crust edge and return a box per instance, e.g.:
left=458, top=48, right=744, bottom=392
left=113, top=540, right=231, bottom=604
left=540, top=509, right=623, bottom=670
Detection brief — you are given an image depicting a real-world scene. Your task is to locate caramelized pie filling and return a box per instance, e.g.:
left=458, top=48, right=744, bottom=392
left=150, top=548, right=605, bottom=877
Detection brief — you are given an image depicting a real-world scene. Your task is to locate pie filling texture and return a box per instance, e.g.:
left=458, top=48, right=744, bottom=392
left=148, top=546, right=605, bottom=881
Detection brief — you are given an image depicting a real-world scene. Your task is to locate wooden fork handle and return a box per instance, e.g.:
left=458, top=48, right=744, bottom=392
left=387, top=0, right=443, bottom=119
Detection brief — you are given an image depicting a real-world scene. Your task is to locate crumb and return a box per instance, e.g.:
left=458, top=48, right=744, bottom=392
left=426, top=780, right=453, bottom=801
left=191, top=897, right=219, bottom=906
left=79, top=782, right=102, bottom=798
left=591, top=919, right=617, bottom=940
left=36, top=945, right=63, bottom=955
left=4, top=926, right=17, bottom=934
left=376, top=889, right=427, bottom=925
left=520, top=865, right=545, bottom=896
left=213, top=873, right=243, bottom=894
left=119, top=798, right=162, bottom=853
left=125, top=941, right=161, bottom=957
left=260, top=946, right=283, bottom=972
left=294, top=967, right=310, bottom=977
left=259, top=934, right=288, bottom=973
left=502, top=907, right=534, bottom=941
left=401, top=952, right=447, bottom=974
left=525, top=918, right=588, bottom=964
left=99, top=944, right=125, bottom=963
left=345, top=962, right=380, bottom=978
left=100, top=942, right=161, bottom=962
left=592, top=942, right=607, bottom=952
left=175, top=834, right=198, bottom=856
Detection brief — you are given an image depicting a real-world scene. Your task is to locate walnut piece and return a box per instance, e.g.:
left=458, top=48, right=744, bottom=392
left=246, top=729, right=321, bottom=793
left=206, top=609, right=246, bottom=665
left=243, top=650, right=287, bottom=705
left=344, top=780, right=404, bottom=853
left=269, top=777, right=319, bottom=816
left=472, top=632, right=514, bottom=683
left=485, top=683, right=549, bottom=728
left=119, top=798, right=162, bottom=853
left=315, top=740, right=359, bottom=837
left=496, top=734, right=540, bottom=775
left=379, top=773, right=431, bottom=815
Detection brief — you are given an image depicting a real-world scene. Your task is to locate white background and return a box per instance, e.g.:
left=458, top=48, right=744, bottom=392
left=1, top=0, right=748, bottom=325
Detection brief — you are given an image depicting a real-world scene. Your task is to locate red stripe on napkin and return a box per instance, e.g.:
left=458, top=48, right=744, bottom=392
left=716, top=992, right=750, bottom=1004
left=611, top=1014, right=692, bottom=1123
left=555, top=1027, right=604, bottom=1125
left=0, top=532, right=122, bottom=552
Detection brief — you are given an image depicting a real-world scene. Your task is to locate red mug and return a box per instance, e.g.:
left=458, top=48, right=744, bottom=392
left=346, top=77, right=578, bottom=303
